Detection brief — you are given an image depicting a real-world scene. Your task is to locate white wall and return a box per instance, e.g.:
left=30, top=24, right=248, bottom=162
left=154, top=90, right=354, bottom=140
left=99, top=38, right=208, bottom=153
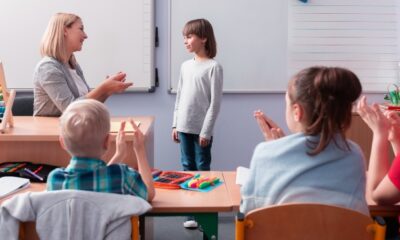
left=106, top=0, right=383, bottom=170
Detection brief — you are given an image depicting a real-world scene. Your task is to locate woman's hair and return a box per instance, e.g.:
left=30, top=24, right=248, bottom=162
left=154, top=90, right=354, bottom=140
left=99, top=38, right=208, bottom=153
left=60, top=99, right=110, bottom=158
left=287, top=66, right=362, bottom=155
left=183, top=18, right=217, bottom=58
left=40, top=12, right=80, bottom=66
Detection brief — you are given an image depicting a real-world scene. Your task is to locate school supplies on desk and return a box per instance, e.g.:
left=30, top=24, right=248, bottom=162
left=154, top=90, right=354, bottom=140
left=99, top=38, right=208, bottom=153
left=0, top=162, right=57, bottom=182
left=180, top=174, right=223, bottom=192
left=0, top=176, right=30, bottom=199
left=379, top=103, right=400, bottom=112
left=151, top=168, right=162, bottom=178
left=153, top=171, right=194, bottom=189
left=23, top=168, right=44, bottom=181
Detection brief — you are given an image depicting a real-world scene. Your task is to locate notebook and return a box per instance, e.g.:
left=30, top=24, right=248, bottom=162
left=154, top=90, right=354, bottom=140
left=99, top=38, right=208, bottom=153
left=0, top=176, right=30, bottom=199
left=236, top=166, right=250, bottom=185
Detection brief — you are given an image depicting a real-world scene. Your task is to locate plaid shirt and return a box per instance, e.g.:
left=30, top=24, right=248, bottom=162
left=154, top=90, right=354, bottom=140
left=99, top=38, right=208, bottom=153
left=47, top=157, right=148, bottom=200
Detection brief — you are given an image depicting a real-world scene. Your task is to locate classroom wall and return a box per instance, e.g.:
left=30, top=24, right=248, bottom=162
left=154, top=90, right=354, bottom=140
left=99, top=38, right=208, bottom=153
left=105, top=0, right=384, bottom=170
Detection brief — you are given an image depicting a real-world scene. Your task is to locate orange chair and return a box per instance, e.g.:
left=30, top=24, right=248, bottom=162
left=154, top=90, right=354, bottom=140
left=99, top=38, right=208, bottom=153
left=236, top=203, right=385, bottom=240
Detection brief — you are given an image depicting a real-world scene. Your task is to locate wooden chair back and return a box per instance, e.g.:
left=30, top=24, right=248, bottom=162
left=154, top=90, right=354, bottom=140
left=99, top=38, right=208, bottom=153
left=236, top=203, right=385, bottom=240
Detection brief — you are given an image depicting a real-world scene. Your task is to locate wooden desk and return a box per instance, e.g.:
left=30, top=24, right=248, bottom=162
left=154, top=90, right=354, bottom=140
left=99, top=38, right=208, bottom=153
left=147, top=171, right=232, bottom=240
left=1, top=171, right=233, bottom=240
left=0, top=116, right=154, bottom=168
left=222, top=171, right=400, bottom=218
left=223, top=171, right=241, bottom=212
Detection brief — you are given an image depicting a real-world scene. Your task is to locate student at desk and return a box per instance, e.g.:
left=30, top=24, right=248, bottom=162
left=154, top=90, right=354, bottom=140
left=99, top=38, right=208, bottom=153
left=33, top=13, right=132, bottom=116
left=47, top=99, right=155, bottom=202
left=240, top=66, right=368, bottom=215
left=357, top=96, right=400, bottom=204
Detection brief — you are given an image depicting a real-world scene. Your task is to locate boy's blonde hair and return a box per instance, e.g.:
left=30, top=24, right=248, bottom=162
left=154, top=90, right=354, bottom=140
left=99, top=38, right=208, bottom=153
left=40, top=12, right=80, bottom=67
left=60, top=99, right=110, bottom=157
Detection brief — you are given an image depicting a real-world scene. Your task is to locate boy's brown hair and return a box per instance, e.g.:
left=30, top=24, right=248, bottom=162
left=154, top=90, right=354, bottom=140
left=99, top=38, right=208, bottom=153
left=183, top=18, right=217, bottom=58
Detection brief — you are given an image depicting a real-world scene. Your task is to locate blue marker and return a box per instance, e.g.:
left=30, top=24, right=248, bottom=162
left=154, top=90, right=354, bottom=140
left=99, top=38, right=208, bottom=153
left=24, top=168, right=43, bottom=181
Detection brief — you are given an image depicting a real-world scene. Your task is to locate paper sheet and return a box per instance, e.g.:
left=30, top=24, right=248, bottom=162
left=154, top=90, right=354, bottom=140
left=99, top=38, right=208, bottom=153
left=236, top=166, right=250, bottom=185
left=0, top=176, right=30, bottom=199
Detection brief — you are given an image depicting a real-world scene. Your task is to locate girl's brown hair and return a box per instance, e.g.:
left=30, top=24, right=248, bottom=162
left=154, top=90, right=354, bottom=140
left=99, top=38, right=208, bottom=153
left=288, top=66, right=362, bottom=155
left=182, top=18, right=217, bottom=58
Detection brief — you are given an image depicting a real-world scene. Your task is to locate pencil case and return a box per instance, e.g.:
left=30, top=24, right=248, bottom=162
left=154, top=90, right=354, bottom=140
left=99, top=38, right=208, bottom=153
left=0, top=162, right=57, bottom=182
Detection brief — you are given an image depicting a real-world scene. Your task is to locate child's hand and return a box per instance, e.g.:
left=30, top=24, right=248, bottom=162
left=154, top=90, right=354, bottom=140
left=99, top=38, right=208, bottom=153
left=357, top=96, right=390, bottom=137
left=129, top=119, right=145, bottom=153
left=109, top=121, right=127, bottom=165
left=172, top=128, right=180, bottom=143
left=199, top=137, right=210, bottom=147
left=254, top=110, right=284, bottom=141
left=386, top=111, right=400, bottom=143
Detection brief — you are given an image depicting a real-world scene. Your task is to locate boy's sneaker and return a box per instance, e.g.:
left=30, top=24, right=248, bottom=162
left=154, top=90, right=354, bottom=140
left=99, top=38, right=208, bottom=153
left=183, top=219, right=198, bottom=229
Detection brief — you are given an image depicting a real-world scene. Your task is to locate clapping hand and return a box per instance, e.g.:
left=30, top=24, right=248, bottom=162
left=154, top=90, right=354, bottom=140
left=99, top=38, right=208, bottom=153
left=254, top=110, right=284, bottom=141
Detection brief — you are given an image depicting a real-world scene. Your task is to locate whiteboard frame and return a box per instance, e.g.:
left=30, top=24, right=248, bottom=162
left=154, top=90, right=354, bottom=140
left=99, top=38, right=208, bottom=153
left=0, top=0, right=155, bottom=92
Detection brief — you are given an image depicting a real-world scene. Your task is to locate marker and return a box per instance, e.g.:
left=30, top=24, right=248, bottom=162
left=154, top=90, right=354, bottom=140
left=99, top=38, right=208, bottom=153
left=24, top=168, right=43, bottom=181
left=33, top=166, right=43, bottom=174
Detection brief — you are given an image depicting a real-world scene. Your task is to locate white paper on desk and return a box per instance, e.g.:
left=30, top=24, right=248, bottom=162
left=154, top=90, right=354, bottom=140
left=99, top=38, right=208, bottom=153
left=0, top=176, right=30, bottom=199
left=236, top=166, right=250, bottom=185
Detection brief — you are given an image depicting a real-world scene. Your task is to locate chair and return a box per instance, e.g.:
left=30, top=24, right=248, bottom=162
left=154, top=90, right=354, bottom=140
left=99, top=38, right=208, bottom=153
left=235, top=203, right=386, bottom=240
left=17, top=217, right=140, bottom=240
left=0, top=61, right=33, bottom=116
left=0, top=190, right=152, bottom=240
left=12, top=92, right=34, bottom=116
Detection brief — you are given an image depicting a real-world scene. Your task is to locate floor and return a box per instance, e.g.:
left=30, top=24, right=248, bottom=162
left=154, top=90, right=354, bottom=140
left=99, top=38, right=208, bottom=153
left=149, top=214, right=235, bottom=240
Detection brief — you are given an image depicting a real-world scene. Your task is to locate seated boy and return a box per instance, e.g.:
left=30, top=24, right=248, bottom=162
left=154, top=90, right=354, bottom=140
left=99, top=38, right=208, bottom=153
left=46, top=99, right=155, bottom=201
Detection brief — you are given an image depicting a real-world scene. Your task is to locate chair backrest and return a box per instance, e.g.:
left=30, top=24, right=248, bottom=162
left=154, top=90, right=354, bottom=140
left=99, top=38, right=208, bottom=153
left=0, top=190, right=151, bottom=240
left=235, top=203, right=386, bottom=240
left=12, top=92, right=34, bottom=116
left=18, top=216, right=140, bottom=240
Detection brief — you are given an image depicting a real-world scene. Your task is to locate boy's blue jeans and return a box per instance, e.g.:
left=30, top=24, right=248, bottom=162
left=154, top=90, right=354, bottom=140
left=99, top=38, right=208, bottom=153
left=178, top=132, right=212, bottom=171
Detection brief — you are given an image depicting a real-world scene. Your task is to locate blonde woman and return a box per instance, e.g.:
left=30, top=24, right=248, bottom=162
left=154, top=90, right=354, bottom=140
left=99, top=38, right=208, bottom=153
left=33, top=13, right=132, bottom=116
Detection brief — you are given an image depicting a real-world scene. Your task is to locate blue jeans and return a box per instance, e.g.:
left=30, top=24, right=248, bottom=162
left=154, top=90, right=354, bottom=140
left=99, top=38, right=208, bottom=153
left=178, top=132, right=212, bottom=171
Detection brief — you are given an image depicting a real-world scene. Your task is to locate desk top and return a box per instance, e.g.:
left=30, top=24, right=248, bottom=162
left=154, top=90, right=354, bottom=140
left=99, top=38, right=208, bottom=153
left=0, top=171, right=234, bottom=214
left=222, top=171, right=400, bottom=217
left=0, top=116, right=154, bottom=141
left=223, top=171, right=241, bottom=212
left=150, top=171, right=232, bottom=213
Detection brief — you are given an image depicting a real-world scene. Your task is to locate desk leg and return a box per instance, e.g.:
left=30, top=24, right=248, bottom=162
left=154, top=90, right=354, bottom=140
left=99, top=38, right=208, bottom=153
left=193, top=213, right=218, bottom=240
left=143, top=212, right=219, bottom=240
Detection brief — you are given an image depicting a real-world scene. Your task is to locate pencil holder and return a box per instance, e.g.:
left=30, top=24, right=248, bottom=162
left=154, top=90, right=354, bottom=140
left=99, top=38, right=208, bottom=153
left=385, top=84, right=400, bottom=106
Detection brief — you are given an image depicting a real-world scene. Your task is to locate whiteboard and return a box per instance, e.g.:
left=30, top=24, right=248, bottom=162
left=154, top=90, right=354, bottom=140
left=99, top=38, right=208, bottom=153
left=0, top=0, right=155, bottom=92
left=169, top=0, right=289, bottom=93
left=169, top=0, right=400, bottom=93
left=288, top=0, right=400, bottom=92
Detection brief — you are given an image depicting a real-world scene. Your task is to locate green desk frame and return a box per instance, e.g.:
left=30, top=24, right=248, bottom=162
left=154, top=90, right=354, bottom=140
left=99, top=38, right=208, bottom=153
left=141, top=212, right=219, bottom=240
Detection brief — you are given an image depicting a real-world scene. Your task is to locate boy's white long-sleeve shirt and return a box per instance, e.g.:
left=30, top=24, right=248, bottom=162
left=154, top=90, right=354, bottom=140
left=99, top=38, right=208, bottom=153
left=172, top=59, right=223, bottom=139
